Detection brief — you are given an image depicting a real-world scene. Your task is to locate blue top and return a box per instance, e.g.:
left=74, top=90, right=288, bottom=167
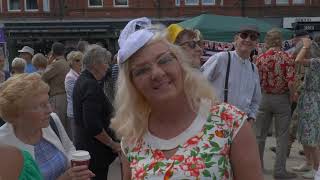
left=34, top=138, right=68, bottom=180
left=25, top=63, right=37, bottom=73
left=201, top=50, right=261, bottom=119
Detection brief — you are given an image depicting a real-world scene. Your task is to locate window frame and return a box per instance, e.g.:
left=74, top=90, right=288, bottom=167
left=275, top=0, right=289, bottom=5
left=202, top=0, right=215, bottom=6
left=24, top=0, right=39, bottom=11
left=175, top=0, right=180, bottom=6
left=88, top=0, right=103, bottom=8
left=185, top=0, right=199, bottom=6
left=7, top=0, right=21, bottom=12
left=43, top=0, right=50, bottom=12
left=113, top=0, right=129, bottom=7
left=292, top=0, right=305, bottom=5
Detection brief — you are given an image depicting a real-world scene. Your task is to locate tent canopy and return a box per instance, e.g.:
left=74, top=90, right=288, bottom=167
left=178, top=14, right=293, bottom=42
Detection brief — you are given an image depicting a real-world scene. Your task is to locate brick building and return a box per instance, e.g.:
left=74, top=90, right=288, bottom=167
left=0, top=0, right=320, bottom=60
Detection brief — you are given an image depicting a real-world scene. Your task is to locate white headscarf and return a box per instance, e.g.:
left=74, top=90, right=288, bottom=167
left=117, top=17, right=154, bottom=64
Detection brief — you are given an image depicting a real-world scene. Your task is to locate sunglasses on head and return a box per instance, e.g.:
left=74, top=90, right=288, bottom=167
left=180, top=40, right=203, bottom=49
left=239, top=32, right=259, bottom=41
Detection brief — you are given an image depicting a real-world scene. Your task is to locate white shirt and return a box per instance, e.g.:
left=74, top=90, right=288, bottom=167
left=65, top=69, right=80, bottom=118
left=201, top=50, right=261, bottom=119
left=0, top=112, right=76, bottom=161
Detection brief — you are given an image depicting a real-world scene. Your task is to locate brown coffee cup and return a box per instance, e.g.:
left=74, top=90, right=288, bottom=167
left=71, top=150, right=90, bottom=167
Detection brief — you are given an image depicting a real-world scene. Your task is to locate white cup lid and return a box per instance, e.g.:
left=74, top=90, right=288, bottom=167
left=71, top=150, right=90, bottom=161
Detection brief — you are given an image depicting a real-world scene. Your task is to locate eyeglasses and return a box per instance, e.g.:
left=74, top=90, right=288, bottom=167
left=179, top=40, right=203, bottom=49
left=239, top=32, right=259, bottom=41
left=74, top=59, right=81, bottom=63
left=131, top=51, right=177, bottom=77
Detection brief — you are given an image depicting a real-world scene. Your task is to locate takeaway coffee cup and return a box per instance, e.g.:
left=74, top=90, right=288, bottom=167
left=71, top=150, right=90, bottom=167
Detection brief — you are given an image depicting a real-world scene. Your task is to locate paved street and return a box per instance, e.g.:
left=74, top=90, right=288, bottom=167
left=108, top=137, right=308, bottom=180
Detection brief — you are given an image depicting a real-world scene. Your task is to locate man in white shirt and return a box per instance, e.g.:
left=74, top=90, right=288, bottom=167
left=201, top=25, right=261, bottom=123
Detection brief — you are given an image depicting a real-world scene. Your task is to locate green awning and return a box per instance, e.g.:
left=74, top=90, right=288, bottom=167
left=178, top=14, right=293, bottom=42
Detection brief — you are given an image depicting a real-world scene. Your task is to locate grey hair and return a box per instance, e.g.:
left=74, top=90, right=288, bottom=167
left=82, top=45, right=112, bottom=70
left=294, top=41, right=320, bottom=58
left=11, top=58, right=26, bottom=73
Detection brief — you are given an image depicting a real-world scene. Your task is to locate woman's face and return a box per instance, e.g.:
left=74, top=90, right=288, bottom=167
left=178, top=35, right=203, bottom=67
left=130, top=41, right=184, bottom=104
left=72, top=58, right=83, bottom=73
left=16, top=92, right=52, bottom=131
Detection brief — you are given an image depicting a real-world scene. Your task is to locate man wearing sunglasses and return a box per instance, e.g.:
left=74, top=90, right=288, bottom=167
left=201, top=25, right=261, bottom=125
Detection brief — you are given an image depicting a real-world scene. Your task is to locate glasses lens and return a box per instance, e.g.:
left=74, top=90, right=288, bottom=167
left=249, top=34, right=258, bottom=41
left=240, top=32, right=249, bottom=40
left=75, top=59, right=81, bottom=62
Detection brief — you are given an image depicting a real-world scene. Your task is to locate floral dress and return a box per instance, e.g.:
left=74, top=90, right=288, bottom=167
left=123, top=102, right=247, bottom=180
left=296, top=58, right=320, bottom=146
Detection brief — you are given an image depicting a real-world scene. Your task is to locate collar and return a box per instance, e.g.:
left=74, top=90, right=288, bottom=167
left=234, top=50, right=250, bottom=64
left=70, top=68, right=80, bottom=77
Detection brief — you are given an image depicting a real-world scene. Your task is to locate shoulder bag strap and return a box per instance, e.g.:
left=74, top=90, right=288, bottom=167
left=224, top=51, right=231, bottom=103
left=49, top=114, right=61, bottom=141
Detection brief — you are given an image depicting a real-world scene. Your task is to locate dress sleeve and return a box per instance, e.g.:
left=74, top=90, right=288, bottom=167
left=19, top=150, right=43, bottom=180
left=212, top=103, right=248, bottom=141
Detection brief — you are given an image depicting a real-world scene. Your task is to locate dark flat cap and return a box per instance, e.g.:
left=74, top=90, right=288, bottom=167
left=238, top=25, right=260, bottom=35
left=294, top=29, right=309, bottom=38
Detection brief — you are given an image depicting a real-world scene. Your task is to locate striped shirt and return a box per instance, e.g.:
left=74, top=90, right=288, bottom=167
left=34, top=138, right=68, bottom=180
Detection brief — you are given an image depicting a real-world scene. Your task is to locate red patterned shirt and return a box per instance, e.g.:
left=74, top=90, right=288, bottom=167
left=255, top=48, right=295, bottom=94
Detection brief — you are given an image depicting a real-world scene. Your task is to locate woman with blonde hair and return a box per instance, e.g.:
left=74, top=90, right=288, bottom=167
left=0, top=73, right=94, bottom=180
left=32, top=53, right=48, bottom=75
left=111, top=17, right=262, bottom=180
left=65, top=51, right=83, bottom=140
left=167, top=24, right=203, bottom=68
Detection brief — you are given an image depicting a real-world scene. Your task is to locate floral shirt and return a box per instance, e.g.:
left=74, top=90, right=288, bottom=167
left=255, top=48, right=295, bottom=94
left=123, top=103, right=247, bottom=180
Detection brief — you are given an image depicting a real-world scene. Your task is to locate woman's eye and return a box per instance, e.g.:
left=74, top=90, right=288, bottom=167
left=158, top=57, right=173, bottom=65
left=132, top=67, right=150, bottom=77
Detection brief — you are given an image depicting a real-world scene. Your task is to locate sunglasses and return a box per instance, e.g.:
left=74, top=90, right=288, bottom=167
left=239, top=32, right=259, bottom=41
left=74, top=59, right=81, bottom=62
left=180, top=40, right=203, bottom=49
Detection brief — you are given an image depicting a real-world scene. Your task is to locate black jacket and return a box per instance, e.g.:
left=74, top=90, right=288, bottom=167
left=72, top=69, right=117, bottom=170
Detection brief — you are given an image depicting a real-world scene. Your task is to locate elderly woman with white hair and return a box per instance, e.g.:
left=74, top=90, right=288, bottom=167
left=11, top=57, right=26, bottom=76
left=65, top=51, right=83, bottom=141
left=72, top=45, right=119, bottom=179
left=111, top=17, right=262, bottom=180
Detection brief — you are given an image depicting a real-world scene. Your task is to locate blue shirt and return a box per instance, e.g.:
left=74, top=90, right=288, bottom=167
left=34, top=138, right=68, bottom=180
left=201, top=50, right=261, bottom=119
left=25, top=63, right=37, bottom=73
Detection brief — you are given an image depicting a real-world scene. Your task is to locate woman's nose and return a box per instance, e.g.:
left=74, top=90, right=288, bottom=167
left=150, top=65, right=165, bottom=80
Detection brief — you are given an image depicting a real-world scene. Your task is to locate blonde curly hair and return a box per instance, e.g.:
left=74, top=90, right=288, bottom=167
left=110, top=33, right=216, bottom=144
left=0, top=73, right=49, bottom=122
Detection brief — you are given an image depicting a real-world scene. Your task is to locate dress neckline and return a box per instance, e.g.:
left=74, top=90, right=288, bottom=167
left=144, top=99, right=211, bottom=150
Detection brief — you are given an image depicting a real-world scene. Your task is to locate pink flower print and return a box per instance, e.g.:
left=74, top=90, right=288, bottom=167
left=184, top=136, right=201, bottom=148
left=134, top=166, right=146, bottom=179
left=152, top=150, right=165, bottom=161
left=171, top=155, right=184, bottom=162
left=220, top=111, right=233, bottom=127
left=220, top=144, right=230, bottom=155
left=181, top=156, right=206, bottom=177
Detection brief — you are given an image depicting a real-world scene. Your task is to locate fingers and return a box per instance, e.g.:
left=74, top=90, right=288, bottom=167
left=67, top=165, right=95, bottom=180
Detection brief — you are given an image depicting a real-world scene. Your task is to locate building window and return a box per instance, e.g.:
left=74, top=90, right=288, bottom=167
left=114, top=0, right=128, bottom=6
left=293, top=0, right=305, bottom=4
left=185, top=0, right=199, bottom=5
left=176, top=0, right=180, bottom=6
left=8, top=0, right=20, bottom=11
left=43, top=0, right=50, bottom=12
left=88, top=0, right=103, bottom=7
left=276, top=0, right=288, bottom=4
left=264, top=0, right=271, bottom=4
left=25, top=0, right=38, bottom=10
left=202, top=0, right=214, bottom=5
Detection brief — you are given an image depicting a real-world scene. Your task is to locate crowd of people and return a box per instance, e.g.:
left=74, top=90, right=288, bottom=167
left=0, top=16, right=319, bottom=180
